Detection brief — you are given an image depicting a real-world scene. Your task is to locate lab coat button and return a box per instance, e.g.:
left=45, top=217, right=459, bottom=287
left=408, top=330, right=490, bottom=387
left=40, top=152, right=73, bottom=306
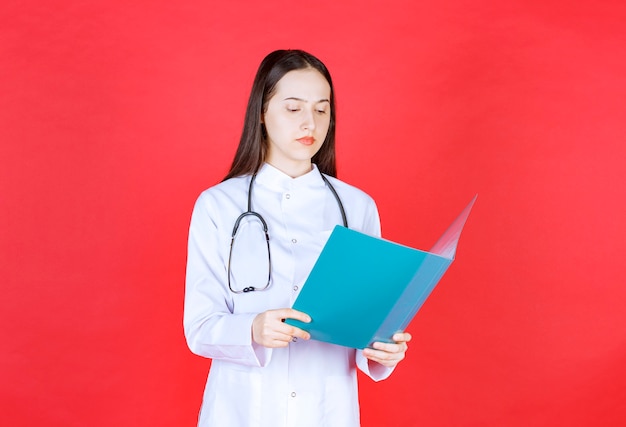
left=291, top=392, right=296, bottom=397
left=285, top=193, right=291, bottom=199
left=291, top=238, right=297, bottom=244
left=292, top=337, right=298, bottom=342
left=293, top=285, right=298, bottom=291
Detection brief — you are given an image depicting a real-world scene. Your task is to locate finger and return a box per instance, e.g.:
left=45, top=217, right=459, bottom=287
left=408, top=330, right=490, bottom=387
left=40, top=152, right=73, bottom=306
left=268, top=328, right=309, bottom=347
left=362, top=348, right=404, bottom=367
left=266, top=337, right=291, bottom=348
left=258, top=329, right=294, bottom=347
left=275, top=308, right=311, bottom=324
left=392, top=332, right=412, bottom=343
left=260, top=317, right=310, bottom=341
left=280, top=324, right=311, bottom=341
left=252, top=309, right=312, bottom=347
left=275, top=331, right=297, bottom=344
left=371, top=341, right=407, bottom=354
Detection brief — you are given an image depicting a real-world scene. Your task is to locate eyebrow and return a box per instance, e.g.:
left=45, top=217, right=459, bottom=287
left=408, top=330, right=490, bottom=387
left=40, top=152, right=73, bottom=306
left=283, top=97, right=330, bottom=104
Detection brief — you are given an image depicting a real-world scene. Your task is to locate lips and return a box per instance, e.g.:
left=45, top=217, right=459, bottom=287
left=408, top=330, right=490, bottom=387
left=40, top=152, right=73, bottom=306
left=297, top=136, right=315, bottom=146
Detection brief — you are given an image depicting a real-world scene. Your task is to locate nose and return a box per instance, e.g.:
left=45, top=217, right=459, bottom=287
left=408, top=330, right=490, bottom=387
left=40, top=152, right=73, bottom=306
left=301, top=108, right=316, bottom=131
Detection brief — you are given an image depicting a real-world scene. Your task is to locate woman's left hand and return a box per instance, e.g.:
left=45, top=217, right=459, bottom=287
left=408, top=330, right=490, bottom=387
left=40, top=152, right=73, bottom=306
left=362, top=332, right=412, bottom=368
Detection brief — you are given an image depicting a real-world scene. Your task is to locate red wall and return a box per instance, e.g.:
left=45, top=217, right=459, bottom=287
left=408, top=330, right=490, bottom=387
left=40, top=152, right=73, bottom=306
left=2, top=1, right=625, bottom=426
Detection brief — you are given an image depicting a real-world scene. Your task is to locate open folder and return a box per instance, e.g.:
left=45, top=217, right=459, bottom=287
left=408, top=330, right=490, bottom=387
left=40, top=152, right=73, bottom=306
left=286, top=195, right=477, bottom=349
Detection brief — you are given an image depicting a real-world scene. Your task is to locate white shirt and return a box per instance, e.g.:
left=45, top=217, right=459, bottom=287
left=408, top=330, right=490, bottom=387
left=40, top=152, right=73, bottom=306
left=184, top=163, right=393, bottom=427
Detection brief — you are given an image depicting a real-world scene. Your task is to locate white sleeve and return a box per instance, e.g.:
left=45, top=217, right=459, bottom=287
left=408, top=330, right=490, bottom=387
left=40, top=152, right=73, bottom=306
left=363, top=196, right=382, bottom=238
left=183, top=192, right=272, bottom=367
left=356, top=352, right=394, bottom=381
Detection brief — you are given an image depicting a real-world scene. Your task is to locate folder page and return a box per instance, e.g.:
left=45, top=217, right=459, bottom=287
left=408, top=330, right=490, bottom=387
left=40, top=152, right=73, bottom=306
left=286, top=195, right=477, bottom=349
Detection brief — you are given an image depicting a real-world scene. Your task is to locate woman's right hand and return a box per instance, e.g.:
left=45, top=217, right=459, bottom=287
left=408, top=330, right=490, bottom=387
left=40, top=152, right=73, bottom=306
left=252, top=308, right=311, bottom=348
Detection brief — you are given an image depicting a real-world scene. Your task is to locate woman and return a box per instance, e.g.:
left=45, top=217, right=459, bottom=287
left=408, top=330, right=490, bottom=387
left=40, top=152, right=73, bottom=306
left=184, top=49, right=411, bottom=427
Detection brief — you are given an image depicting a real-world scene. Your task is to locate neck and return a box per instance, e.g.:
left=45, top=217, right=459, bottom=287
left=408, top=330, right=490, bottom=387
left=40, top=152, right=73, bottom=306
left=266, top=160, right=313, bottom=178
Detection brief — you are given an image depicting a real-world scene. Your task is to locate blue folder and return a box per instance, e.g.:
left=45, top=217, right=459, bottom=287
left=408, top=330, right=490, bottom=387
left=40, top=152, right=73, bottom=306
left=286, top=195, right=477, bottom=349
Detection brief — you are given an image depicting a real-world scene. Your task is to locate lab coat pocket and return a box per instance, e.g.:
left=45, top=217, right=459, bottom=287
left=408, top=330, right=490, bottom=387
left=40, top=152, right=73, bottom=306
left=324, top=375, right=360, bottom=427
left=202, top=366, right=262, bottom=426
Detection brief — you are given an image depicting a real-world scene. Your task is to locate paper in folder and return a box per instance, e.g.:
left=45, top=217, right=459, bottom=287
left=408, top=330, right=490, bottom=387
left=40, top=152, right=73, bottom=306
left=286, top=195, right=477, bottom=349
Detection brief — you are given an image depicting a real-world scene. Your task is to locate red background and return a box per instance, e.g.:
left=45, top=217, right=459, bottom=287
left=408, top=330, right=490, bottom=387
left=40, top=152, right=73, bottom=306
left=2, top=1, right=625, bottom=426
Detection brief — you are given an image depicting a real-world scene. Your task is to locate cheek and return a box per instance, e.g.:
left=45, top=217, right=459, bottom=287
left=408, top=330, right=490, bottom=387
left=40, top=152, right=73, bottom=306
left=265, top=120, right=289, bottom=143
left=319, top=117, right=331, bottom=137
left=264, top=111, right=292, bottom=135
left=263, top=115, right=281, bottom=140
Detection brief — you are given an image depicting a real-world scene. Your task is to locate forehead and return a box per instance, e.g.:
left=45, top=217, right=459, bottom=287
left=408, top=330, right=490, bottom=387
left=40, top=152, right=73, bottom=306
left=272, top=68, right=331, bottom=100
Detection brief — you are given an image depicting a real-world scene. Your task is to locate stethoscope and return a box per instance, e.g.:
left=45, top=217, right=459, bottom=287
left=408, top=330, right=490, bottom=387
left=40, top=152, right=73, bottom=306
left=227, top=169, right=348, bottom=294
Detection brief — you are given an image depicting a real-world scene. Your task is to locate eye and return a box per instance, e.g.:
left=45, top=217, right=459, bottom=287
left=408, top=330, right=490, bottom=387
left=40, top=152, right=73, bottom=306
left=315, top=102, right=330, bottom=115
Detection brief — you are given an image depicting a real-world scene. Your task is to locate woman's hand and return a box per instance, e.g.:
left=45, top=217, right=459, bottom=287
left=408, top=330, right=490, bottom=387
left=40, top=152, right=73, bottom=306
left=252, top=308, right=311, bottom=348
left=362, top=332, right=412, bottom=368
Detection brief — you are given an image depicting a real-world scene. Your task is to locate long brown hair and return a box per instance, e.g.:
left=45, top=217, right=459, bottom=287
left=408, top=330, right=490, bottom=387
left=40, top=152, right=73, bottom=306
left=223, top=50, right=337, bottom=181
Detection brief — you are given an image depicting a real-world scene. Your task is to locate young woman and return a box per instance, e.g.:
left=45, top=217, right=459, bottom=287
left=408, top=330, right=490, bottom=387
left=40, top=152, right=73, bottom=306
left=184, top=49, right=411, bottom=427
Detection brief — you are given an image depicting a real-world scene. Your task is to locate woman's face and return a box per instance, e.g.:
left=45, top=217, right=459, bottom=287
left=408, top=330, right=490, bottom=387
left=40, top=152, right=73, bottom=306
left=263, top=68, right=331, bottom=177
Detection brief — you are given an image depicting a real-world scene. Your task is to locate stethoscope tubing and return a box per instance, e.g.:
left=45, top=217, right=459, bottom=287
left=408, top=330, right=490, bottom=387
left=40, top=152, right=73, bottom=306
left=227, top=169, right=347, bottom=293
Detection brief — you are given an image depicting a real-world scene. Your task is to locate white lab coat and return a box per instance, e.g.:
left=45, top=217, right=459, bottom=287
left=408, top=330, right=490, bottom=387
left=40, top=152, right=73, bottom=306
left=184, top=163, right=393, bottom=427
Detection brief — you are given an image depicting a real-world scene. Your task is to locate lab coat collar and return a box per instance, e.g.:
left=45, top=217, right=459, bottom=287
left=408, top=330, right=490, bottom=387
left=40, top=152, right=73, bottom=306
left=255, top=163, right=325, bottom=191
